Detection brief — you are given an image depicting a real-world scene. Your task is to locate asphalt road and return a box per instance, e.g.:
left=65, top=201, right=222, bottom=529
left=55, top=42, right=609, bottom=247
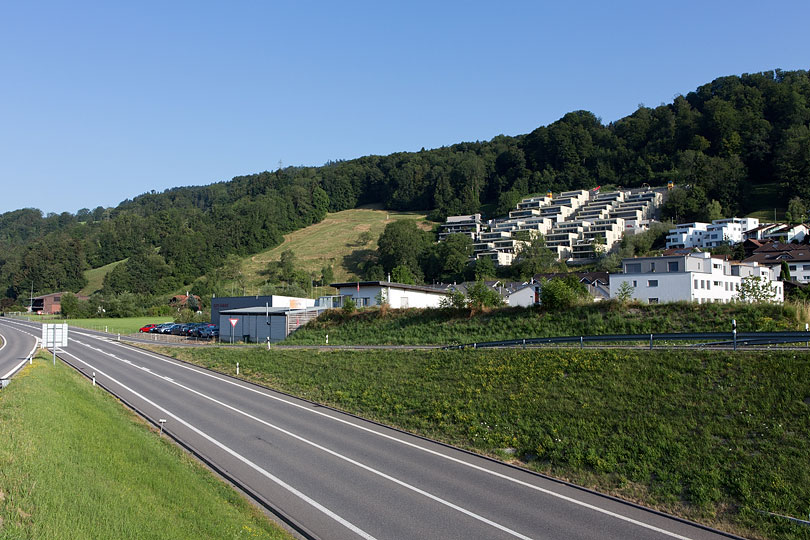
left=0, top=318, right=38, bottom=382
left=0, top=318, right=742, bottom=540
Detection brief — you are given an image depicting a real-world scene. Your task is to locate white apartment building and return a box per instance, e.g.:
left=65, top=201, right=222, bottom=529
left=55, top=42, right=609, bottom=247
left=438, top=214, right=484, bottom=242
left=610, top=252, right=783, bottom=304
left=666, top=218, right=760, bottom=249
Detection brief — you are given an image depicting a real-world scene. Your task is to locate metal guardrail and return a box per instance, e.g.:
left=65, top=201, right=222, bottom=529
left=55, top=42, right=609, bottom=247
left=442, top=331, right=810, bottom=351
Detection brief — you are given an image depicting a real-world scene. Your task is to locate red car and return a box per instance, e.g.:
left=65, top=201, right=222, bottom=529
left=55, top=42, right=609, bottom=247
left=139, top=324, right=159, bottom=333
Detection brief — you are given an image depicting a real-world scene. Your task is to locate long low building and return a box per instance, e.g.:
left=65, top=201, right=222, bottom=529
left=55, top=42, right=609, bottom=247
left=330, top=281, right=449, bottom=309
left=219, top=306, right=324, bottom=343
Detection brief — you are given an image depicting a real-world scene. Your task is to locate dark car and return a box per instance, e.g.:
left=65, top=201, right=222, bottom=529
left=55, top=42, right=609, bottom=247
left=151, top=323, right=174, bottom=334
left=191, top=323, right=216, bottom=337
left=162, top=323, right=182, bottom=335
left=198, top=326, right=219, bottom=339
left=171, top=323, right=193, bottom=336
left=183, top=323, right=205, bottom=336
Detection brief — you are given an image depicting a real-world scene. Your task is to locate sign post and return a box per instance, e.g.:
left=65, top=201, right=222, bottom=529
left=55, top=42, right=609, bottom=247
left=229, top=318, right=238, bottom=344
left=41, top=323, right=68, bottom=365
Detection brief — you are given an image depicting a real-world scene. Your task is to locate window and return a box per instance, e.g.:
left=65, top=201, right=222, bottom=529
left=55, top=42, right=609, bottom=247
left=648, top=298, right=659, bottom=304
left=626, top=263, right=641, bottom=273
left=668, top=262, right=679, bottom=272
left=647, top=280, right=658, bottom=287
left=694, top=279, right=698, bottom=289
left=803, top=265, right=810, bottom=271
left=790, top=265, right=797, bottom=271
left=650, top=263, right=656, bottom=273
left=632, top=280, right=638, bottom=287
left=701, top=280, right=705, bottom=289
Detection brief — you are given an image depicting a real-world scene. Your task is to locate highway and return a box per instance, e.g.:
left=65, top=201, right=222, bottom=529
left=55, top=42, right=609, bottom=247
left=0, top=318, right=741, bottom=540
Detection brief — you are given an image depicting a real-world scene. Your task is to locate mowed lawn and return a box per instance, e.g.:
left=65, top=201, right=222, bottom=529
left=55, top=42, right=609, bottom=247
left=241, top=207, right=432, bottom=291
left=0, top=355, right=291, bottom=540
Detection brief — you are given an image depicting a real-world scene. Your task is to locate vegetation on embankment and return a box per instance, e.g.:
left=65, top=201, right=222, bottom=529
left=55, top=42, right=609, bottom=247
left=0, top=355, right=290, bottom=540
left=285, top=301, right=810, bottom=345
left=152, top=345, right=810, bottom=539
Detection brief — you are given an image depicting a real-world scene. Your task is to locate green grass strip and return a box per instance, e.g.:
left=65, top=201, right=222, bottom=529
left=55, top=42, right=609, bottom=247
left=0, top=355, right=290, bottom=540
left=157, top=345, right=810, bottom=540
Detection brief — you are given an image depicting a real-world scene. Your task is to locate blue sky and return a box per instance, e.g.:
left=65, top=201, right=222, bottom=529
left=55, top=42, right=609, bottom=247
left=1, top=1, right=808, bottom=215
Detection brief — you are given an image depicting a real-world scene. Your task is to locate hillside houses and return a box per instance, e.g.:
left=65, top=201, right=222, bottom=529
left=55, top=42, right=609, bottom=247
left=438, top=187, right=664, bottom=265
left=665, top=218, right=808, bottom=249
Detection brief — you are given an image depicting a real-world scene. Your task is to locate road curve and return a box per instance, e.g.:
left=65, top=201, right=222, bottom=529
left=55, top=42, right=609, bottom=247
left=0, top=318, right=38, bottom=382
left=0, top=318, right=743, bottom=540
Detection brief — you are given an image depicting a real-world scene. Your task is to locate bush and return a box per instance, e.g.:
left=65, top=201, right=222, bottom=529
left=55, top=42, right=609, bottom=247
left=342, top=297, right=357, bottom=313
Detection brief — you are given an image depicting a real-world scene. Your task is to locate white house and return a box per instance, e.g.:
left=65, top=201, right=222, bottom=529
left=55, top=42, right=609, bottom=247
left=610, top=252, right=782, bottom=304
left=330, top=281, right=449, bottom=309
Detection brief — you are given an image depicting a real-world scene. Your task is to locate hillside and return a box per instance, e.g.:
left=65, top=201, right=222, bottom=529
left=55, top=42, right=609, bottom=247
left=238, top=207, right=432, bottom=295
left=79, top=258, right=127, bottom=296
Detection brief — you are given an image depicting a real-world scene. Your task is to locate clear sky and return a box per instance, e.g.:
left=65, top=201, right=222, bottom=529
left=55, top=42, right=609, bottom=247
left=1, top=1, right=808, bottom=215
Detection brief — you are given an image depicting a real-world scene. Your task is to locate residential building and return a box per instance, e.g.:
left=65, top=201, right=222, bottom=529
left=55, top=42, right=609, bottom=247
left=610, top=252, right=782, bottom=304
left=29, top=292, right=90, bottom=315
left=743, top=242, right=810, bottom=283
left=438, top=214, right=484, bottom=242
left=330, top=281, right=449, bottom=309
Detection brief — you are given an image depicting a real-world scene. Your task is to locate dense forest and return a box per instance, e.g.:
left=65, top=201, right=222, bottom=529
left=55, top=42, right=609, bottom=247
left=1, top=69, right=808, bottom=311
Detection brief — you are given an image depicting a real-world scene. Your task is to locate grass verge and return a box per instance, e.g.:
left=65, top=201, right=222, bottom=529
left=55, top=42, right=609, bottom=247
left=151, top=345, right=810, bottom=540
left=0, top=355, right=290, bottom=540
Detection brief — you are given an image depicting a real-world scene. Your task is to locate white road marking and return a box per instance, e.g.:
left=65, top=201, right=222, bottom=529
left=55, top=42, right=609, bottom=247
left=57, top=349, right=379, bottom=540
left=0, top=326, right=40, bottom=380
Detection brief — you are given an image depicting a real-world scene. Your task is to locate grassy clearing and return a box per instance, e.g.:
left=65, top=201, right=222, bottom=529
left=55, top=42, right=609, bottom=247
left=0, top=355, right=290, bottom=540
left=15, top=315, right=173, bottom=335
left=285, top=301, right=810, bottom=345
left=79, top=258, right=127, bottom=296
left=152, top=345, right=810, bottom=540
left=240, top=207, right=431, bottom=291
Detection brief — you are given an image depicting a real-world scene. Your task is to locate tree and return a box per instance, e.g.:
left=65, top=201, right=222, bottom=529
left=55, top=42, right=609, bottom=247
left=780, top=261, right=791, bottom=281
left=785, top=197, right=807, bottom=224
left=465, top=280, right=505, bottom=312
left=540, top=277, right=589, bottom=310
left=706, top=200, right=723, bottom=221
left=512, top=234, right=560, bottom=279
left=614, top=281, right=636, bottom=303
left=391, top=265, right=416, bottom=285
left=473, top=256, right=497, bottom=281
left=735, top=276, right=778, bottom=303
left=60, top=292, right=79, bottom=318
left=320, top=265, right=334, bottom=287
left=376, top=220, right=431, bottom=280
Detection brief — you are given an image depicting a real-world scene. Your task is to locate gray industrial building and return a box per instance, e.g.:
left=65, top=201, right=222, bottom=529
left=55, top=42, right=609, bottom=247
left=219, top=306, right=324, bottom=343
left=210, top=295, right=316, bottom=324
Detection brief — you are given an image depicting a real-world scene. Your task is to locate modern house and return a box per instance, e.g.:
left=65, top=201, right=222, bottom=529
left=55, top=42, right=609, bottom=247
left=330, top=281, right=449, bottom=309
left=666, top=218, right=761, bottom=249
left=610, top=252, right=782, bottom=304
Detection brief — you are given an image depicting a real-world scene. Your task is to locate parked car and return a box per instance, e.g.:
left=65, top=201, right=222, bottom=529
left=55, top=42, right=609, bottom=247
left=139, top=324, right=158, bottom=333
left=191, top=323, right=216, bottom=337
left=183, top=323, right=205, bottom=336
left=171, top=323, right=193, bottom=336
left=162, top=323, right=182, bottom=335
left=151, top=323, right=174, bottom=333
left=198, top=325, right=219, bottom=339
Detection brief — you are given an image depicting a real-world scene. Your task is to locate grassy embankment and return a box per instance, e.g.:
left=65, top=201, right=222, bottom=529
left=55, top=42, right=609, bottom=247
left=239, top=207, right=432, bottom=297
left=285, top=300, right=810, bottom=345
left=0, top=355, right=291, bottom=540
left=79, top=259, right=127, bottom=297
left=151, top=344, right=810, bottom=540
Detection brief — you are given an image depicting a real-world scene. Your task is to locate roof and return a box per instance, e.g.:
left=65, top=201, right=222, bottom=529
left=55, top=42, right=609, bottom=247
left=330, top=281, right=450, bottom=295
left=220, top=306, right=325, bottom=315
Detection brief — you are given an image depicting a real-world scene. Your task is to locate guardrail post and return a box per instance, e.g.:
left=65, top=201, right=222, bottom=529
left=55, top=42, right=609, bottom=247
left=522, top=338, right=525, bottom=349
left=580, top=336, right=583, bottom=349
left=733, top=329, right=737, bottom=351
left=649, top=334, right=653, bottom=350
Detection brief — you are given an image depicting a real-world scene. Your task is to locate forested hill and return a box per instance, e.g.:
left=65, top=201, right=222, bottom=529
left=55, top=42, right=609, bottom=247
left=1, top=69, right=809, bottom=307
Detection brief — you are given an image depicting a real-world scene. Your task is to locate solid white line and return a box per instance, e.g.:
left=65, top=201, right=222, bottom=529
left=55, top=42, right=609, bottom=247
left=57, top=349, right=378, bottom=540
left=73, top=339, right=534, bottom=539
left=99, top=338, right=697, bottom=539
left=0, top=332, right=6, bottom=353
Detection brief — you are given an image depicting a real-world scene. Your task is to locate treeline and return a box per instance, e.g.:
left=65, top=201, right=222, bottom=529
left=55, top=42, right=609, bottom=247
left=1, top=69, right=809, bottom=306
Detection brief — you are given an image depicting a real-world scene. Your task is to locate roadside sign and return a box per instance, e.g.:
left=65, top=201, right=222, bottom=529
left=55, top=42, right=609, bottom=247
left=42, top=323, right=68, bottom=348
left=229, top=318, right=238, bottom=328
